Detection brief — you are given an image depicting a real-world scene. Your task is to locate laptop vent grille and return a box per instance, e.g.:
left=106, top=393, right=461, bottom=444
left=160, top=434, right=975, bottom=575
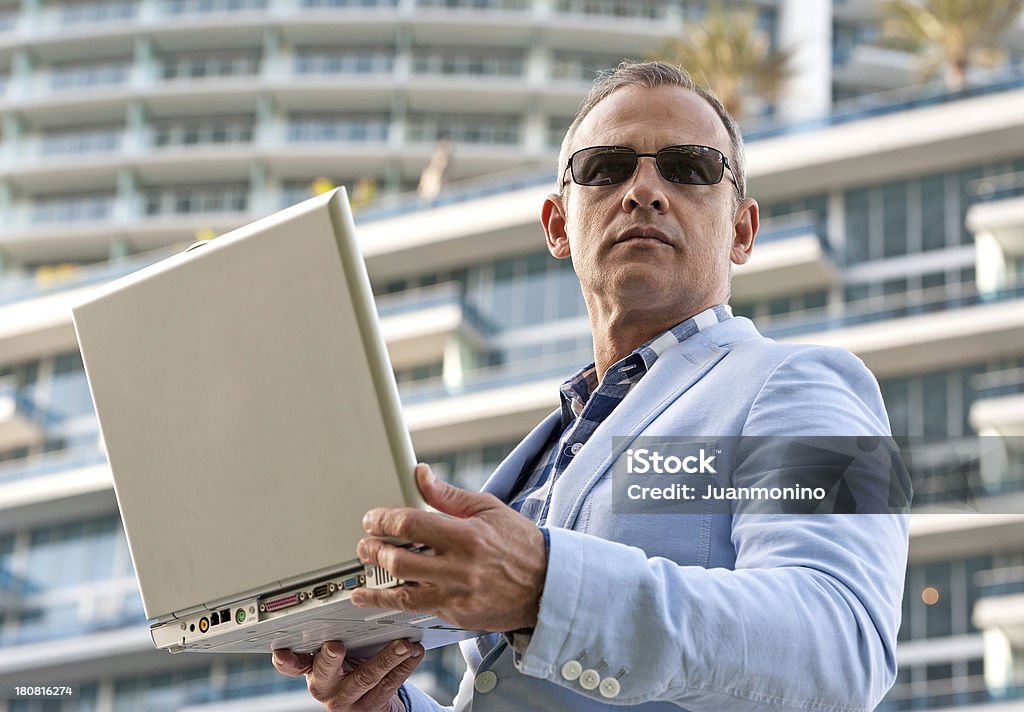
left=366, top=565, right=396, bottom=589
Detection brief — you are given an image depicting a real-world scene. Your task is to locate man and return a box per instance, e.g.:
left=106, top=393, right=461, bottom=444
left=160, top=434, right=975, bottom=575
left=273, top=61, right=909, bottom=711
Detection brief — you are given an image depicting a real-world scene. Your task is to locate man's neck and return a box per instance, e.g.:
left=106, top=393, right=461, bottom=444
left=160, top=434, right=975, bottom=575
left=588, top=302, right=718, bottom=383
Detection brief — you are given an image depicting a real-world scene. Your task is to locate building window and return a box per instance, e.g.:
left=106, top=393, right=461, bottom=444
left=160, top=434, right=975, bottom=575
left=411, top=47, right=524, bottom=77
left=293, top=49, right=394, bottom=75
left=143, top=185, right=248, bottom=215
left=151, top=116, right=254, bottom=147
left=287, top=114, right=390, bottom=143
left=299, top=0, right=397, bottom=7
left=57, top=0, right=137, bottom=24
left=49, top=60, right=130, bottom=90
left=160, top=0, right=266, bottom=14
left=160, top=52, right=260, bottom=80
left=550, top=51, right=632, bottom=82
left=39, top=125, right=122, bottom=155
left=416, top=0, right=528, bottom=10
left=406, top=113, right=520, bottom=145
left=30, top=193, right=113, bottom=223
left=554, top=0, right=667, bottom=20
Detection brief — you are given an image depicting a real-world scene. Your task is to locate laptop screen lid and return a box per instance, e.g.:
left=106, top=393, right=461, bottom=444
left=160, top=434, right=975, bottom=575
left=72, top=189, right=419, bottom=621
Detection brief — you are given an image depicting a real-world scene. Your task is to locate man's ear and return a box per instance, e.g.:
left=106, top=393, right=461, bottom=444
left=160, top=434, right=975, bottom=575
left=542, top=193, right=571, bottom=259
left=730, top=197, right=759, bottom=266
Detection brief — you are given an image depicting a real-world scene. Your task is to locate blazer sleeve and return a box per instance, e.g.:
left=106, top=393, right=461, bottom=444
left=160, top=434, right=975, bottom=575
left=513, top=346, right=909, bottom=711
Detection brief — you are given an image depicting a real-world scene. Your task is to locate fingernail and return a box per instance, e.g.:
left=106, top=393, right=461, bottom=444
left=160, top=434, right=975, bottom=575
left=421, top=465, right=435, bottom=484
left=356, top=540, right=367, bottom=559
left=412, top=645, right=422, bottom=658
left=394, top=642, right=408, bottom=655
left=362, top=511, right=373, bottom=530
left=323, top=645, right=337, bottom=659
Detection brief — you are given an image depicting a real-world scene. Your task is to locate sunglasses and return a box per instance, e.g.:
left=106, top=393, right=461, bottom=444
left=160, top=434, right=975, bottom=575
left=563, top=144, right=738, bottom=193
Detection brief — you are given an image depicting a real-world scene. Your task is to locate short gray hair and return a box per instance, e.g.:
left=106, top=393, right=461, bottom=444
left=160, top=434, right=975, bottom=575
left=558, top=60, right=746, bottom=201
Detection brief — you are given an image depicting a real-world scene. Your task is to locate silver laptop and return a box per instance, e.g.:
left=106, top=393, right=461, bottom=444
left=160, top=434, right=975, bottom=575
left=71, top=188, right=477, bottom=656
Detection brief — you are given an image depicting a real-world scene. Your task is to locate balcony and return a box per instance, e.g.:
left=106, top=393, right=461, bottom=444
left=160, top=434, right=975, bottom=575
left=767, top=282, right=1024, bottom=378
left=377, top=282, right=489, bottom=370
left=971, top=368, right=1024, bottom=437
left=745, top=69, right=1024, bottom=202
left=972, top=567, right=1024, bottom=702
left=0, top=379, right=45, bottom=452
left=831, top=44, right=915, bottom=91
left=731, top=211, right=839, bottom=300
left=968, top=172, right=1024, bottom=297
left=0, top=566, right=34, bottom=613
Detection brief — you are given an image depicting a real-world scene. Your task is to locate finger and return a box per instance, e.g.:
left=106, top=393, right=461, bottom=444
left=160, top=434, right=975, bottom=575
left=334, top=639, right=419, bottom=705
left=361, top=505, right=465, bottom=548
left=351, top=582, right=441, bottom=614
left=357, top=539, right=442, bottom=583
left=305, top=641, right=349, bottom=704
left=271, top=648, right=314, bottom=676
left=358, top=642, right=425, bottom=709
left=415, top=463, right=499, bottom=519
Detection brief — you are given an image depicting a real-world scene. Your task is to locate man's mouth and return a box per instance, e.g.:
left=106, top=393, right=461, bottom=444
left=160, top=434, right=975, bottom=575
left=616, top=227, right=672, bottom=246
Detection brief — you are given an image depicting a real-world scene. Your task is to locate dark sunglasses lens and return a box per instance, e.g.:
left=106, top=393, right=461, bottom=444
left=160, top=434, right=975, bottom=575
left=657, top=148, right=724, bottom=185
left=572, top=149, right=637, bottom=186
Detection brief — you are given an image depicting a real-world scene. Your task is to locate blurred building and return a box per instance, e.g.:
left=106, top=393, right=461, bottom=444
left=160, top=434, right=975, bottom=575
left=1, top=0, right=1024, bottom=709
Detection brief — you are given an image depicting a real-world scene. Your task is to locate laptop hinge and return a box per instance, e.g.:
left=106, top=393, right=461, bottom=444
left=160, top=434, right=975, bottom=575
left=167, top=604, right=210, bottom=621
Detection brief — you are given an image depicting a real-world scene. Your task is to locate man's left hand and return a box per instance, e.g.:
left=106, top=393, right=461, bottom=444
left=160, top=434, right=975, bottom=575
left=351, top=464, right=547, bottom=633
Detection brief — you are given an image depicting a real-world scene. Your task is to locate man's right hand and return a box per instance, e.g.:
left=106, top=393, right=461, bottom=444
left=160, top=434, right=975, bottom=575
left=271, top=639, right=423, bottom=711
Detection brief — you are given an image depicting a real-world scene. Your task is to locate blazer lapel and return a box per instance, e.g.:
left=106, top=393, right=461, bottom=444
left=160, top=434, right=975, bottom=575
left=546, top=334, right=729, bottom=529
left=479, top=409, right=562, bottom=503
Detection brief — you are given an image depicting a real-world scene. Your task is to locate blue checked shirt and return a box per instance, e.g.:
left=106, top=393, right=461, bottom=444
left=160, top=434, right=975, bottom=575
left=508, top=305, right=733, bottom=525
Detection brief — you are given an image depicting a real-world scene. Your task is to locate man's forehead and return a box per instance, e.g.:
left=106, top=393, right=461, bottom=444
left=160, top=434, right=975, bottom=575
left=572, top=84, right=728, bottom=153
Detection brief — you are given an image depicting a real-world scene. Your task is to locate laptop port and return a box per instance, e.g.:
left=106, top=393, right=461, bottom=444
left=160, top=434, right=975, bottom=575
left=342, top=575, right=363, bottom=590
left=210, top=612, right=219, bottom=626
left=235, top=608, right=246, bottom=624
left=220, top=608, right=230, bottom=621
left=198, top=616, right=210, bottom=633
left=261, top=592, right=301, bottom=613
left=313, top=584, right=333, bottom=599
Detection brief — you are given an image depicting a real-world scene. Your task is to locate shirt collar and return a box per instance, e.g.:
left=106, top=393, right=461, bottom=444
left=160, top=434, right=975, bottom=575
left=559, top=304, right=733, bottom=420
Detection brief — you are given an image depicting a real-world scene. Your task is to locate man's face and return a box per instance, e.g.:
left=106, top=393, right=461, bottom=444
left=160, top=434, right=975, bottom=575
left=543, top=84, right=757, bottom=322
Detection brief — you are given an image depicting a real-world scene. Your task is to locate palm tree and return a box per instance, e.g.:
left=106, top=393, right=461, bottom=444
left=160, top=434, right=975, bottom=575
left=879, top=0, right=1024, bottom=91
left=655, top=1, right=791, bottom=119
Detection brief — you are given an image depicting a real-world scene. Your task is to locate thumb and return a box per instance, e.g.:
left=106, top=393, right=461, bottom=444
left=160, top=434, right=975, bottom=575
left=416, top=463, right=493, bottom=519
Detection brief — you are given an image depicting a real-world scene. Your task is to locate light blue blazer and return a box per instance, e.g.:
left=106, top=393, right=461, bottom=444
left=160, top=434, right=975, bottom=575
left=405, top=316, right=909, bottom=712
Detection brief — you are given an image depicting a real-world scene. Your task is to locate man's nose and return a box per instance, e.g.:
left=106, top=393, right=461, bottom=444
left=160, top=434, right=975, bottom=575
left=622, top=156, right=669, bottom=213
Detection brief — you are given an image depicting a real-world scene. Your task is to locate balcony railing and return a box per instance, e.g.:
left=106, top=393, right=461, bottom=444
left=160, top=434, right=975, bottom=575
left=761, top=282, right=1024, bottom=340
left=971, top=171, right=1024, bottom=203
left=0, top=441, right=106, bottom=485
left=878, top=672, right=1000, bottom=711
left=975, top=565, right=1024, bottom=599
left=971, top=367, right=1024, bottom=401
left=0, top=247, right=181, bottom=307
left=377, top=282, right=494, bottom=336
left=356, top=168, right=553, bottom=223
left=745, top=67, right=1024, bottom=141
left=399, top=346, right=591, bottom=405
left=754, top=210, right=828, bottom=249
left=3, top=592, right=147, bottom=646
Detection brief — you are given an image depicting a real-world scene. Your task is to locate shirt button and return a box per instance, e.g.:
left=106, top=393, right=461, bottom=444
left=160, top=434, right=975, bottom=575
left=579, top=669, right=600, bottom=690
left=570, top=442, right=583, bottom=455
left=561, top=660, right=583, bottom=681
left=474, top=670, right=498, bottom=694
